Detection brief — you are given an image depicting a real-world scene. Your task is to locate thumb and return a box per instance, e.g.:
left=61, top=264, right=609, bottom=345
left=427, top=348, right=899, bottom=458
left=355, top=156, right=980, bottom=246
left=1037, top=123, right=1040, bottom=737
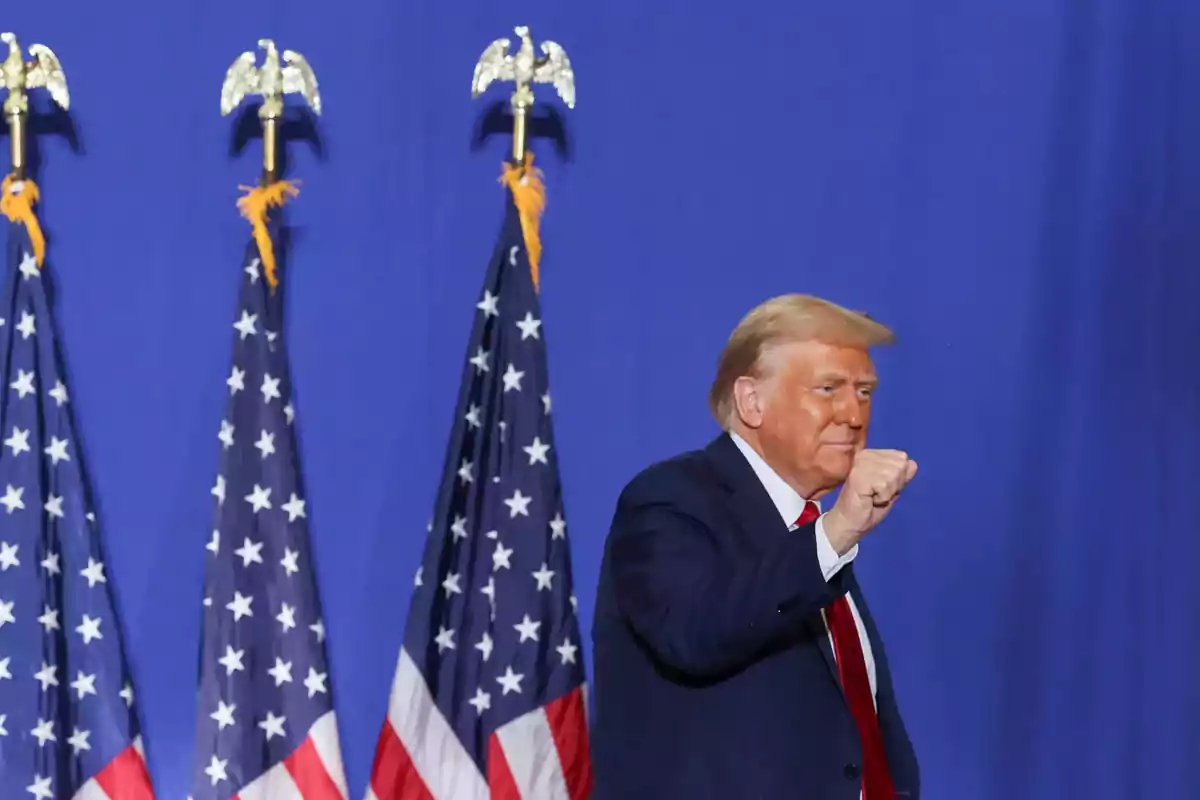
left=904, top=460, right=918, bottom=482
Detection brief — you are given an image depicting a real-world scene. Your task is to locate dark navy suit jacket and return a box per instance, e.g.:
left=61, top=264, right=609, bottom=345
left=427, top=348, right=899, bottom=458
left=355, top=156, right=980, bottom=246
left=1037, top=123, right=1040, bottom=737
left=590, top=434, right=919, bottom=799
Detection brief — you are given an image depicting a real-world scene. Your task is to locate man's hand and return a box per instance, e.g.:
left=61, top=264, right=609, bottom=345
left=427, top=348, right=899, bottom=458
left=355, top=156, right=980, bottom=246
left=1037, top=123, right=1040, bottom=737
left=823, top=449, right=918, bottom=555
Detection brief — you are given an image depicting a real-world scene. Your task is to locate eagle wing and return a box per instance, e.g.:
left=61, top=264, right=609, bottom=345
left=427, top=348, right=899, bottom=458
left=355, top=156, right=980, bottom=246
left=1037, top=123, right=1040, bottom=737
left=533, top=41, right=575, bottom=108
left=25, top=44, right=69, bottom=110
left=282, top=49, right=321, bottom=114
left=471, top=38, right=514, bottom=97
left=220, top=50, right=259, bottom=116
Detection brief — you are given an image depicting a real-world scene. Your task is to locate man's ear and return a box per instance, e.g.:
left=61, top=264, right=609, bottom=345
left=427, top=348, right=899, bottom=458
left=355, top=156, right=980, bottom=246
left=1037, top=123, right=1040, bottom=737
left=732, top=376, right=765, bottom=429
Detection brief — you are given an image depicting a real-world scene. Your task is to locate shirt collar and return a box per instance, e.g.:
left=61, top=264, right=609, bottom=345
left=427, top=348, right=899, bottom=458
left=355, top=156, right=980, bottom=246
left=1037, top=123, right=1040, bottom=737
left=728, top=431, right=817, bottom=527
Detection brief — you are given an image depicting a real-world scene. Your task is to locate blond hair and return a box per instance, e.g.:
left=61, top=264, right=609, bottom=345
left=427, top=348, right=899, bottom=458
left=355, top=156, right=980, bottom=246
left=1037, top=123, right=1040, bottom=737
left=708, top=294, right=895, bottom=428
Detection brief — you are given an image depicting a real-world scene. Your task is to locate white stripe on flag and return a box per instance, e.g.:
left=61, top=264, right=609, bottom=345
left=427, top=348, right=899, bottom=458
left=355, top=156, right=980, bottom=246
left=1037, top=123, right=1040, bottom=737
left=495, top=706, right=571, bottom=800
left=310, top=710, right=350, bottom=798
left=238, top=760, right=306, bottom=800
left=389, top=647, right=489, bottom=799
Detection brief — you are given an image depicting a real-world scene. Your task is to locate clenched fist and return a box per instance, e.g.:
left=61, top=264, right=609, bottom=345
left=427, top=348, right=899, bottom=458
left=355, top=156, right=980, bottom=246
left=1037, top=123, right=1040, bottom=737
left=822, top=449, right=917, bottom=555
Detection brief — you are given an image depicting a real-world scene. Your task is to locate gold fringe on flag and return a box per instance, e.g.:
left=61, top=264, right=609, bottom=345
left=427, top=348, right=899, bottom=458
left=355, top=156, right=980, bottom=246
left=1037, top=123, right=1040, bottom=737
left=500, top=153, right=546, bottom=291
left=236, top=180, right=300, bottom=290
left=0, top=175, right=46, bottom=267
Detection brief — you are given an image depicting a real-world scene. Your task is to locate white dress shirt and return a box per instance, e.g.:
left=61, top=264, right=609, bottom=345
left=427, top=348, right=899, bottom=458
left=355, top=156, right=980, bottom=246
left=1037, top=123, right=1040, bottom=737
left=729, top=433, right=877, bottom=704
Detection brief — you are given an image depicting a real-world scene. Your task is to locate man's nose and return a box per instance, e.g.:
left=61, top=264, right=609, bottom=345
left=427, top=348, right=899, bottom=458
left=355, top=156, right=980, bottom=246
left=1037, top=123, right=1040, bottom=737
left=833, top=396, right=864, bottom=427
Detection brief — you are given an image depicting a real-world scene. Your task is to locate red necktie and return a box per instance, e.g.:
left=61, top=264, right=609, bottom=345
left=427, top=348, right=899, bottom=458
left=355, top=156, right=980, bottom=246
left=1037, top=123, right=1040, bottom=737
left=795, top=501, right=895, bottom=799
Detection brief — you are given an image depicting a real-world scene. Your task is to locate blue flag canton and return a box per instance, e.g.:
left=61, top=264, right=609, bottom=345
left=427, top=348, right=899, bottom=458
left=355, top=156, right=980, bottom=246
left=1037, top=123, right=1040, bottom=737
left=404, top=191, right=586, bottom=766
left=0, top=220, right=144, bottom=796
left=191, top=232, right=335, bottom=797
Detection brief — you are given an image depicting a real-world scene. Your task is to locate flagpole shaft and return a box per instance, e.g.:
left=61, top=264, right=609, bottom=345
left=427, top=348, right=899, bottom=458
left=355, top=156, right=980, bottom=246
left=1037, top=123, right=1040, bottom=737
left=262, top=115, right=278, bottom=185
left=8, top=109, right=25, bottom=180
left=512, top=106, right=527, bottom=165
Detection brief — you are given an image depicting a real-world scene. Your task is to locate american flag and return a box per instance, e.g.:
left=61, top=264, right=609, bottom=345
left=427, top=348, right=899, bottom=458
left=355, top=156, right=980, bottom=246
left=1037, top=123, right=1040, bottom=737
left=0, top=183, right=154, bottom=798
left=366, top=181, right=592, bottom=800
left=189, top=213, right=347, bottom=799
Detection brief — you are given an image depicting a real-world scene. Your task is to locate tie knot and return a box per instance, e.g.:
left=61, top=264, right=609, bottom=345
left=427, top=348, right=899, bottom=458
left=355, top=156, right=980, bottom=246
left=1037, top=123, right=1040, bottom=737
left=794, top=500, right=820, bottom=528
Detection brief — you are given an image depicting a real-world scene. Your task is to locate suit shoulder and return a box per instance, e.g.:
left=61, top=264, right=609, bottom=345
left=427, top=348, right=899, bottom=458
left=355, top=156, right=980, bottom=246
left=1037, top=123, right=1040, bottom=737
left=618, top=445, right=721, bottom=509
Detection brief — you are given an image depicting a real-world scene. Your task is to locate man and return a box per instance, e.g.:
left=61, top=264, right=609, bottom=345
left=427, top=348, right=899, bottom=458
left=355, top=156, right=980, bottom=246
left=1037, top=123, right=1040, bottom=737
left=590, top=294, right=920, bottom=799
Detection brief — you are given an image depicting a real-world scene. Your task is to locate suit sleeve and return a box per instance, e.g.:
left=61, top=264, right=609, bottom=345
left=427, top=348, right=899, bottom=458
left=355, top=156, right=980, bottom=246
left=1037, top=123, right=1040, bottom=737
left=609, top=488, right=846, bottom=678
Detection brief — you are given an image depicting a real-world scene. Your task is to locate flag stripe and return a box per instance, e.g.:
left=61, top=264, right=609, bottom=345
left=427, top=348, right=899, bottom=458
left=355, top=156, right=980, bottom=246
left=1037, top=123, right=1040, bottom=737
left=368, top=721, right=436, bottom=800
left=544, top=688, right=592, bottom=800
left=93, top=744, right=155, bottom=800
left=284, top=731, right=346, bottom=800
left=486, top=735, right=522, bottom=800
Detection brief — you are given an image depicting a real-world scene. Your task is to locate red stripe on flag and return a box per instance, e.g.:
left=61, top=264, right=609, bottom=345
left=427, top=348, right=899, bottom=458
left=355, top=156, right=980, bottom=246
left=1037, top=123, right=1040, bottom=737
left=368, top=722, right=435, bottom=800
left=486, top=734, right=521, bottom=800
left=545, top=689, right=593, bottom=800
left=94, top=744, right=155, bottom=800
left=284, top=736, right=344, bottom=799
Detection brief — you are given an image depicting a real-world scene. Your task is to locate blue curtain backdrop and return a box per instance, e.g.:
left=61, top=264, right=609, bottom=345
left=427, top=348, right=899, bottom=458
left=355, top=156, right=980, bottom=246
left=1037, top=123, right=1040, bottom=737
left=6, top=0, right=1200, bottom=797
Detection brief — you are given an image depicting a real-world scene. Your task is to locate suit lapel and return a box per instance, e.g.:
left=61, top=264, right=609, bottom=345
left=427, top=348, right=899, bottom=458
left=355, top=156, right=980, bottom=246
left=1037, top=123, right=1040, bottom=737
left=703, top=433, right=849, bottom=697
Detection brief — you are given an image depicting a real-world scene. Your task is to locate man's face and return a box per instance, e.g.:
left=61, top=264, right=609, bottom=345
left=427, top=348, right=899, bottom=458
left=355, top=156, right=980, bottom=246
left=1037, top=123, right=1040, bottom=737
left=753, top=340, right=877, bottom=497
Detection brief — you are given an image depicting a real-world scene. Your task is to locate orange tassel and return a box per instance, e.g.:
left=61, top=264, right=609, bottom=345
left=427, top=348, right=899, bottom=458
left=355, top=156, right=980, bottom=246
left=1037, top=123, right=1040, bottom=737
left=500, top=153, right=546, bottom=291
left=236, top=181, right=300, bottom=289
left=0, top=175, right=46, bottom=267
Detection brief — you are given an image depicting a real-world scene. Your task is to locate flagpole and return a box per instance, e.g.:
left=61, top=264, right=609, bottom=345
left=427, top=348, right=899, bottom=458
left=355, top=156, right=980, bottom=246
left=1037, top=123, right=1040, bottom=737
left=471, top=25, right=576, bottom=167
left=0, top=32, right=70, bottom=181
left=220, top=39, right=321, bottom=288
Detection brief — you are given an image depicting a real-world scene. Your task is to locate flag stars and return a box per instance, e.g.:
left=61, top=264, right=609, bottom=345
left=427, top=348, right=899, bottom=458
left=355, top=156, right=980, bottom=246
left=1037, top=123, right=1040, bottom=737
left=465, top=404, right=482, bottom=428
left=234, top=537, right=264, bottom=567
left=254, top=430, right=275, bottom=458
left=514, top=614, right=541, bottom=642
left=80, top=558, right=106, bottom=587
left=550, top=512, right=567, bottom=539
left=5, top=427, right=29, bottom=455
left=245, top=484, right=272, bottom=512
left=496, top=666, right=524, bottom=695
left=542, top=391, right=552, bottom=414
left=37, top=606, right=58, bottom=632
left=31, top=719, right=55, bottom=746
left=502, top=363, right=525, bottom=392
left=477, top=290, right=500, bottom=317
left=26, top=775, right=53, bottom=800
left=246, top=258, right=262, bottom=283
left=0, top=485, right=22, bottom=513
left=504, top=488, right=532, bottom=517
left=120, top=683, right=134, bottom=707
left=76, top=615, right=102, bottom=644
left=468, top=687, right=491, bottom=715
left=493, top=542, right=514, bottom=571
left=304, top=666, right=328, bottom=698
left=233, top=310, right=258, bottom=339
left=0, top=542, right=17, bottom=570
left=523, top=436, right=550, bottom=465
left=516, top=312, right=542, bottom=340
left=70, top=671, right=97, bottom=699
left=0, top=658, right=9, bottom=681
left=43, top=437, right=69, bottom=465
left=218, top=646, right=245, bottom=675
left=9, top=369, right=32, bottom=398
left=276, top=603, right=296, bottom=632
left=48, top=381, right=68, bottom=406
left=533, top=563, right=555, bottom=591
left=470, top=347, right=490, bottom=374
left=227, top=366, right=245, bottom=395
left=310, top=619, right=326, bottom=643
left=280, top=548, right=300, bottom=576
left=267, top=657, right=293, bottom=687
left=40, top=552, right=59, bottom=575
left=435, top=626, right=456, bottom=652
left=33, top=663, right=56, bottom=691
left=18, top=252, right=38, bottom=280
left=476, top=631, right=494, bottom=662
left=206, top=754, right=229, bottom=786
left=259, top=711, right=287, bottom=741
left=0, top=599, right=15, bottom=628
left=557, top=638, right=579, bottom=665
left=457, top=459, right=474, bottom=484
left=211, top=700, right=236, bottom=730
left=442, top=572, right=463, bottom=596
left=261, top=373, right=282, bottom=403
left=212, top=475, right=226, bottom=506
left=450, top=515, right=469, bottom=542
left=282, top=492, right=306, bottom=521
left=16, top=310, right=35, bottom=339
left=43, top=495, right=64, bottom=519
left=218, top=420, right=235, bottom=449
left=207, top=530, right=220, bottom=555
left=226, top=592, right=253, bottom=621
